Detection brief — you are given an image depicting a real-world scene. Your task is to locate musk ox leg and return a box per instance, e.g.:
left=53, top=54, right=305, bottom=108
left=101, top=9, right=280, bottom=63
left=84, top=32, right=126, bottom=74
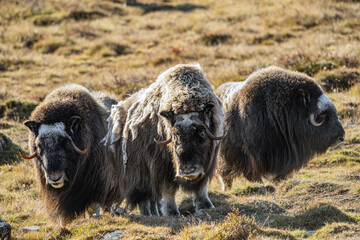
left=218, top=175, right=233, bottom=191
left=161, top=188, right=180, bottom=217
left=194, top=185, right=214, bottom=212
left=150, top=200, right=160, bottom=216
left=139, top=200, right=152, bottom=216
left=86, top=203, right=101, bottom=219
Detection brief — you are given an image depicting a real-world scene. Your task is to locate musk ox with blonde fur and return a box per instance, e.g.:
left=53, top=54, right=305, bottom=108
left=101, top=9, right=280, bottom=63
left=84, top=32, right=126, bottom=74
left=103, top=63, right=225, bottom=216
left=19, top=84, right=121, bottom=224
left=216, top=66, right=345, bottom=190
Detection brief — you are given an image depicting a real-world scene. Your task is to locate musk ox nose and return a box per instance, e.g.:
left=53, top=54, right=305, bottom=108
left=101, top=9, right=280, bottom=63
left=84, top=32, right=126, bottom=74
left=180, top=167, right=196, bottom=175
left=177, top=165, right=204, bottom=180
left=338, top=135, right=345, bottom=142
left=48, top=173, right=62, bottom=182
left=47, top=172, right=66, bottom=189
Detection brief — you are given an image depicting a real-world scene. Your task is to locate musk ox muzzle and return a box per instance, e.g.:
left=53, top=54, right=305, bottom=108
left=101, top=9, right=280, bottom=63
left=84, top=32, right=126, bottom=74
left=176, top=164, right=205, bottom=180
left=46, top=171, right=67, bottom=188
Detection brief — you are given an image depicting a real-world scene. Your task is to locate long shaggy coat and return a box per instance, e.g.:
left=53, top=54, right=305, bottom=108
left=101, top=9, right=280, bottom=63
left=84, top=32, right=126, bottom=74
left=216, top=66, right=345, bottom=188
left=103, top=63, right=224, bottom=210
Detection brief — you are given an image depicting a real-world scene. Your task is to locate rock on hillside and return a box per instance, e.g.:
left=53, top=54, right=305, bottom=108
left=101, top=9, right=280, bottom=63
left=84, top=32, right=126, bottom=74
left=0, top=220, right=11, bottom=240
left=0, top=133, right=13, bottom=154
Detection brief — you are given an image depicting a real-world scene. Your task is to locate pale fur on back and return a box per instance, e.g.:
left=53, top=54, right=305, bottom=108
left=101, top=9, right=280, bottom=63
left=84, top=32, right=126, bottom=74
left=103, top=63, right=224, bottom=171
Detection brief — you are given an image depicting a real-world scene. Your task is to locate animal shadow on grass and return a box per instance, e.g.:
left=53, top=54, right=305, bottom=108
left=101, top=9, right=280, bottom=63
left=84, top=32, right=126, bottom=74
left=127, top=192, right=232, bottom=230
left=131, top=3, right=207, bottom=15
left=127, top=191, right=356, bottom=232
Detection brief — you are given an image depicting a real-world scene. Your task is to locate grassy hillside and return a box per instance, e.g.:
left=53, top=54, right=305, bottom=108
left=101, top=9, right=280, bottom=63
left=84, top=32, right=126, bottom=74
left=0, top=0, right=359, bottom=239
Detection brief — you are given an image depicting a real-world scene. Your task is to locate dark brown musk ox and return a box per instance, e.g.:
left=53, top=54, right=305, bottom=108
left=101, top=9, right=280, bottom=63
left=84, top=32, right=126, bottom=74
left=19, top=84, right=121, bottom=225
left=216, top=66, right=345, bottom=190
left=102, top=63, right=225, bottom=216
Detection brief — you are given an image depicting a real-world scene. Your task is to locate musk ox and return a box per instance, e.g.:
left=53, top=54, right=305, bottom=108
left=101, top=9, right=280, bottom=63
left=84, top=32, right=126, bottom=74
left=216, top=66, right=345, bottom=190
left=19, top=84, right=121, bottom=224
left=102, top=63, right=225, bottom=216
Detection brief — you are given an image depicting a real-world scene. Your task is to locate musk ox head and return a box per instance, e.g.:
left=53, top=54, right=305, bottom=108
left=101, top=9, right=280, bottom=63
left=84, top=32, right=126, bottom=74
left=305, top=93, right=345, bottom=151
left=155, top=103, right=226, bottom=182
left=20, top=117, right=88, bottom=189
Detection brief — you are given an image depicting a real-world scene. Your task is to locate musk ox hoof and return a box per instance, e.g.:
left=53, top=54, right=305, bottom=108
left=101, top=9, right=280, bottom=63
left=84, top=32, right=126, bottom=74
left=110, top=205, right=126, bottom=217
left=139, top=201, right=152, bottom=216
left=259, top=185, right=276, bottom=195
left=194, top=198, right=214, bottom=212
left=161, top=206, right=180, bottom=217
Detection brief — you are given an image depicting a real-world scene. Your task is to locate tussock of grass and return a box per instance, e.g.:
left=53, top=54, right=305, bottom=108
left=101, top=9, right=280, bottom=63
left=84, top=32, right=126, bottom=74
left=34, top=38, right=69, bottom=54
left=87, top=41, right=131, bottom=57
left=0, top=57, right=38, bottom=72
left=200, top=33, right=232, bottom=46
left=250, top=32, right=294, bottom=45
left=316, top=69, right=360, bottom=92
left=4, top=99, right=38, bottom=121
left=67, top=10, right=107, bottom=21
left=312, top=222, right=360, bottom=239
left=32, top=13, right=66, bottom=26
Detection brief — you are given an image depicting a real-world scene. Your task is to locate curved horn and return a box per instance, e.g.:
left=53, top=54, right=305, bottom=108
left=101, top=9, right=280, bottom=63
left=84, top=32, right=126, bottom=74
left=18, top=149, right=37, bottom=159
left=310, top=113, right=324, bottom=127
left=71, top=140, right=88, bottom=155
left=203, top=124, right=227, bottom=140
left=154, top=136, right=172, bottom=145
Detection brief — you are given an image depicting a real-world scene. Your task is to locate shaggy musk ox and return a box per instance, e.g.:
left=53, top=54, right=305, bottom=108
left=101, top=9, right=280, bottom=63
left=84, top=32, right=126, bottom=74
left=216, top=66, right=345, bottom=190
left=103, top=63, right=225, bottom=216
left=19, top=84, right=121, bottom=224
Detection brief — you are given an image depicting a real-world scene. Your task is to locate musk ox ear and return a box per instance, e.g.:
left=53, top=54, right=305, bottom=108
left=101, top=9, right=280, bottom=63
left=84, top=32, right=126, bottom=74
left=298, top=89, right=310, bottom=108
left=160, top=110, right=175, bottom=125
left=201, top=102, right=214, bottom=123
left=24, top=120, right=39, bottom=135
left=68, top=116, right=81, bottom=135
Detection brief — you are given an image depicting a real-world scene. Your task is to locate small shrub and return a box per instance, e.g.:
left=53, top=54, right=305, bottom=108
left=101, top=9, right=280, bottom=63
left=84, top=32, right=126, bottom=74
left=4, top=99, right=37, bottom=121
left=250, top=32, right=294, bottom=45
left=68, top=10, right=106, bottom=21
left=200, top=33, right=232, bottom=46
left=151, top=56, right=174, bottom=66
left=316, top=69, right=360, bottom=92
left=32, top=14, right=64, bottom=26
left=88, top=42, right=131, bottom=57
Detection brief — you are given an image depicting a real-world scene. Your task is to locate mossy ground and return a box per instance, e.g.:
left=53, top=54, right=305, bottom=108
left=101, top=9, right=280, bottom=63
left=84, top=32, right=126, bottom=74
left=0, top=0, right=359, bottom=239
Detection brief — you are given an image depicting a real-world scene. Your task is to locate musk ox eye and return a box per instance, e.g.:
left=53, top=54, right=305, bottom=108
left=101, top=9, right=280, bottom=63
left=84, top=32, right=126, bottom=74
left=199, top=131, right=206, bottom=138
left=316, top=112, right=326, bottom=123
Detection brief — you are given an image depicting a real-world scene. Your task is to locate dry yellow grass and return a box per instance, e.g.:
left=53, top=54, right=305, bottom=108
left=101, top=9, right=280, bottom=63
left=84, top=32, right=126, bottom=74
left=1, top=0, right=359, bottom=239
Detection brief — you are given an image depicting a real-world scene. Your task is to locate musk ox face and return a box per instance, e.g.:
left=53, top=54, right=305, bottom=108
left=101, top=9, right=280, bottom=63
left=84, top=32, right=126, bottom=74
left=307, top=93, right=345, bottom=151
left=20, top=116, right=88, bottom=189
left=156, top=103, right=225, bottom=182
